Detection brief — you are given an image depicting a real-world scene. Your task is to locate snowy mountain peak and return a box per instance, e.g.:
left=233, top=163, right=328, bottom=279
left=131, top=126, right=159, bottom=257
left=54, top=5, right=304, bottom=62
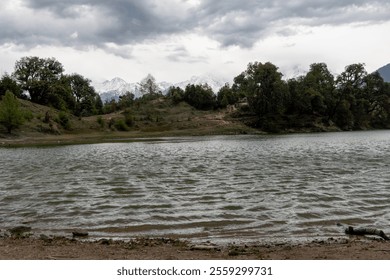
left=94, top=77, right=129, bottom=93
left=176, top=75, right=227, bottom=92
left=94, top=75, right=228, bottom=102
left=105, top=77, right=127, bottom=86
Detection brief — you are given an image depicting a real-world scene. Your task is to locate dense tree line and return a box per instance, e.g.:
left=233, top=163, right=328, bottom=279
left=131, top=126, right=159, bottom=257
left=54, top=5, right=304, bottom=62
left=167, top=84, right=216, bottom=110
left=111, top=61, right=390, bottom=131
left=2, top=56, right=389, bottom=133
left=167, top=61, right=390, bottom=131
left=233, top=62, right=390, bottom=130
left=0, top=56, right=103, bottom=117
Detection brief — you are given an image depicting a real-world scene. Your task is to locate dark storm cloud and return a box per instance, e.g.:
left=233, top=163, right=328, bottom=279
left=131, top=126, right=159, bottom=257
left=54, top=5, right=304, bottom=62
left=0, top=0, right=186, bottom=51
left=1, top=0, right=389, bottom=54
left=20, top=0, right=181, bottom=45
left=196, top=0, right=390, bottom=46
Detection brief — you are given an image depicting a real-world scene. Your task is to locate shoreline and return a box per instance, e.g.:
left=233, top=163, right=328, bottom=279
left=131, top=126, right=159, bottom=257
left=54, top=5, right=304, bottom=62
left=1, top=234, right=390, bottom=260
left=0, top=128, right=261, bottom=148
left=2, top=128, right=387, bottom=148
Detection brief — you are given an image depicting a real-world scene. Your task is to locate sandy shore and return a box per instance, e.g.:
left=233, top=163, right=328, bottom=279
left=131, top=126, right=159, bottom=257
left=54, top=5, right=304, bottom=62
left=1, top=235, right=390, bottom=260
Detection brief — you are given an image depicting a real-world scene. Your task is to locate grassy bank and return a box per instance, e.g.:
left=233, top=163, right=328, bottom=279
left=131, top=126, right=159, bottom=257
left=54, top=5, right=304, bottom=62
left=3, top=96, right=375, bottom=148
left=0, top=97, right=259, bottom=147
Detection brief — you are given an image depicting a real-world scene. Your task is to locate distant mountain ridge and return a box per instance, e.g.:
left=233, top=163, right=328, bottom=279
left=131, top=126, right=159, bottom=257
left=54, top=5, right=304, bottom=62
left=93, top=76, right=227, bottom=102
left=95, top=64, right=390, bottom=103
left=377, top=63, right=390, bottom=82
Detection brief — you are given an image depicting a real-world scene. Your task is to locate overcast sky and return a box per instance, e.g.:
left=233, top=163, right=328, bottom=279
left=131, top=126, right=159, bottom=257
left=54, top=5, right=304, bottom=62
left=1, top=0, right=390, bottom=83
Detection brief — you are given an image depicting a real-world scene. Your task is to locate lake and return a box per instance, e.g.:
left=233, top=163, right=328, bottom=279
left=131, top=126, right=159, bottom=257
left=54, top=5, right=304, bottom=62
left=1, top=130, right=390, bottom=244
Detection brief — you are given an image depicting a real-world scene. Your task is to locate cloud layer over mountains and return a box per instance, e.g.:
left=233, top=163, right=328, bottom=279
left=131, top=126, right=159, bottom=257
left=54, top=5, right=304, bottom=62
left=1, top=0, right=389, bottom=57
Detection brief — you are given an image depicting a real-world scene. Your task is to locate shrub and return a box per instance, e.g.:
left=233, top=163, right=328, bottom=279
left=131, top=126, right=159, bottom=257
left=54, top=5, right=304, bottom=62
left=114, top=119, right=129, bottom=131
left=108, top=118, right=115, bottom=129
left=23, top=110, right=34, bottom=122
left=0, top=91, right=24, bottom=133
left=57, top=111, right=71, bottom=130
left=97, top=116, right=105, bottom=128
left=44, top=111, right=52, bottom=123
left=122, top=109, right=134, bottom=127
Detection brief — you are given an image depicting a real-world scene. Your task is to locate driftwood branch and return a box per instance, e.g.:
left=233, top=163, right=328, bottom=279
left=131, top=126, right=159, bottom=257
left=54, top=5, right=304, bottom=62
left=338, top=223, right=390, bottom=240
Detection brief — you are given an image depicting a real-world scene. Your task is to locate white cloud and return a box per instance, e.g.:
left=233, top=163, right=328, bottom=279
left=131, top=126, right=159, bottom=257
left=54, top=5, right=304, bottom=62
left=70, top=32, right=78, bottom=39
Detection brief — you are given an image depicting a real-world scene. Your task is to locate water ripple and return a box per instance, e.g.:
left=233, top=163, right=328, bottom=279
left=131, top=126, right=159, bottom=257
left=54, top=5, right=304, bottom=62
left=1, top=131, right=390, bottom=243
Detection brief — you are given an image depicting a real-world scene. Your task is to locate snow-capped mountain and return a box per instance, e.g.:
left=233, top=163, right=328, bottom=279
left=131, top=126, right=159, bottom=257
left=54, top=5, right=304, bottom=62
left=93, top=76, right=228, bottom=102
left=93, top=77, right=129, bottom=93
left=92, top=77, right=139, bottom=102
left=174, top=76, right=227, bottom=93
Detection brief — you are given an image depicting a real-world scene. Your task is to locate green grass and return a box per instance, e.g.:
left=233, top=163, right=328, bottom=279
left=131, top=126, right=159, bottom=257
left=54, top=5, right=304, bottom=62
left=1, top=97, right=255, bottom=147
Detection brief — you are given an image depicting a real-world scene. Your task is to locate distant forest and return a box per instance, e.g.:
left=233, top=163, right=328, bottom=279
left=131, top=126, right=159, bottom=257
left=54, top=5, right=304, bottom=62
left=1, top=56, right=390, bottom=133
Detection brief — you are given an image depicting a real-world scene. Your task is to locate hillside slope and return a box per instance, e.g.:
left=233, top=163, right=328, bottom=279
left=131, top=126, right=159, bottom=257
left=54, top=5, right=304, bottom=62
left=1, top=98, right=254, bottom=146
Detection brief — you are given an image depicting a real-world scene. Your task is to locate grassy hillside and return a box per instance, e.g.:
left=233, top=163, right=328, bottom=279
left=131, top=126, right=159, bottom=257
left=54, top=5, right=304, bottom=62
left=0, top=97, right=256, bottom=146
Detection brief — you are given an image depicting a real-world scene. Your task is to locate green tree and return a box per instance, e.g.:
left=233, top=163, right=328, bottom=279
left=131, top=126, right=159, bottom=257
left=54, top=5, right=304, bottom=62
left=334, top=63, right=368, bottom=128
left=184, top=83, right=216, bottom=110
left=67, top=74, right=102, bottom=116
left=46, top=76, right=75, bottom=111
left=286, top=76, right=312, bottom=114
left=0, top=91, right=24, bottom=133
left=167, top=86, right=185, bottom=104
left=232, top=62, right=288, bottom=116
left=336, top=63, right=367, bottom=93
left=286, top=63, right=333, bottom=116
left=303, top=63, right=335, bottom=115
left=361, top=72, right=386, bottom=113
left=13, top=56, right=64, bottom=105
left=118, top=91, right=135, bottom=109
left=12, top=56, right=102, bottom=115
left=0, top=74, right=23, bottom=98
left=359, top=72, right=390, bottom=127
left=103, top=99, right=118, bottom=114
left=217, top=83, right=238, bottom=108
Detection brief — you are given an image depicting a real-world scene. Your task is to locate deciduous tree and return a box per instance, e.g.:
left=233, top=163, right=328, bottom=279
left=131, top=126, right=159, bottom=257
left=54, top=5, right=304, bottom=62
left=167, top=86, right=185, bottom=104
left=0, top=74, right=23, bottom=98
left=184, top=83, right=216, bottom=110
left=13, top=56, right=64, bottom=105
left=233, top=62, right=288, bottom=116
left=217, top=83, right=238, bottom=108
left=139, top=74, right=161, bottom=98
left=67, top=74, right=102, bottom=116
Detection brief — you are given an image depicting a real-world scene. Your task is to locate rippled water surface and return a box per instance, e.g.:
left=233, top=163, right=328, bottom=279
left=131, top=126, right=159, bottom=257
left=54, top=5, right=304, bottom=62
left=1, top=131, right=390, bottom=243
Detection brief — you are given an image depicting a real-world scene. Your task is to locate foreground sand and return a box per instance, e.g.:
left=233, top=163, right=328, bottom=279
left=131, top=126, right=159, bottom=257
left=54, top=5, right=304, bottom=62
left=1, top=236, right=390, bottom=260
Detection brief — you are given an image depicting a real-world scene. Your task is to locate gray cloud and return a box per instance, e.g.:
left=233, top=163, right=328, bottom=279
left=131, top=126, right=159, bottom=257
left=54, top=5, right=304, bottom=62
left=196, top=0, right=390, bottom=47
left=0, top=0, right=187, bottom=52
left=21, top=0, right=187, bottom=44
left=166, top=45, right=208, bottom=63
left=1, top=0, right=389, bottom=56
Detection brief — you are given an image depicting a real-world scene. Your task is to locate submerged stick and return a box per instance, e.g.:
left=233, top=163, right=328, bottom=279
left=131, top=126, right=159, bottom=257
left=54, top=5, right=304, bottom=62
left=338, top=223, right=390, bottom=240
left=345, top=226, right=390, bottom=240
left=72, top=231, right=89, bottom=238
